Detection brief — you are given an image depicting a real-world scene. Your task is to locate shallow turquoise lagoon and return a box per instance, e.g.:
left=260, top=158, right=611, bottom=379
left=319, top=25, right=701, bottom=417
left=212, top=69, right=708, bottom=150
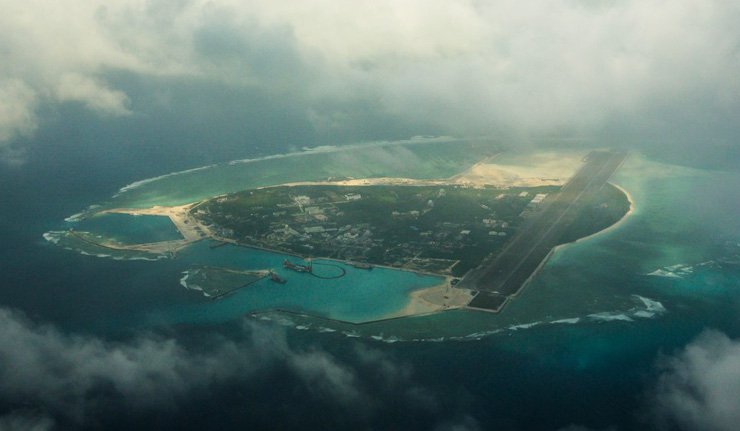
left=75, top=213, right=182, bottom=244
left=48, top=142, right=740, bottom=341
left=119, top=241, right=443, bottom=328
left=102, top=138, right=495, bottom=209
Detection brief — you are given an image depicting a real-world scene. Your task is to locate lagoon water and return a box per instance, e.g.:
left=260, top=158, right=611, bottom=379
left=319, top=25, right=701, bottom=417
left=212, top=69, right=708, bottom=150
left=75, top=213, right=183, bottom=244
left=7, top=138, right=740, bottom=430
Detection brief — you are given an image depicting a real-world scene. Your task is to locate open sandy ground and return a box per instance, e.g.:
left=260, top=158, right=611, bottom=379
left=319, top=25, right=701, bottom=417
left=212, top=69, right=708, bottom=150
left=279, top=151, right=586, bottom=189
left=96, top=204, right=209, bottom=253
left=390, top=279, right=476, bottom=318
left=89, top=151, right=604, bottom=315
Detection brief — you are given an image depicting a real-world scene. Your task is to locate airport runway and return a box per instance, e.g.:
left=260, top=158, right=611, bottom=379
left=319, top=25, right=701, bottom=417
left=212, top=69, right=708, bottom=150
left=463, top=150, right=628, bottom=312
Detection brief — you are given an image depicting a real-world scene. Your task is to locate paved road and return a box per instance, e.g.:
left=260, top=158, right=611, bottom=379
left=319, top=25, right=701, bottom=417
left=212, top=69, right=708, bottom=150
left=462, top=150, right=628, bottom=312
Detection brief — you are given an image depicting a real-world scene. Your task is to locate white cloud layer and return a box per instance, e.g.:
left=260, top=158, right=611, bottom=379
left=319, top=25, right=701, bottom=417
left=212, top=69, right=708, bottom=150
left=1, top=0, right=739, bottom=156
left=653, top=330, right=740, bottom=431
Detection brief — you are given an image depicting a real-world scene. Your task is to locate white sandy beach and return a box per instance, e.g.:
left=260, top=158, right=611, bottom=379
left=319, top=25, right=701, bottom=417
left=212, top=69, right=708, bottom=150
left=89, top=150, right=631, bottom=316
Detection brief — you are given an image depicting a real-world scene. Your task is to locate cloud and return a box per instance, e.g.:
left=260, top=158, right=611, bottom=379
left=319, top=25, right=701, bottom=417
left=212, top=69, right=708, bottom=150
left=652, top=330, right=740, bottom=431
left=287, top=349, right=362, bottom=404
left=0, top=80, right=36, bottom=143
left=0, top=412, right=54, bottom=431
left=433, top=416, right=481, bottom=431
left=2, top=0, right=739, bottom=162
left=55, top=74, right=131, bottom=116
left=0, top=307, right=461, bottom=428
left=0, top=308, right=252, bottom=420
left=556, top=425, right=617, bottom=431
left=0, top=307, right=369, bottom=424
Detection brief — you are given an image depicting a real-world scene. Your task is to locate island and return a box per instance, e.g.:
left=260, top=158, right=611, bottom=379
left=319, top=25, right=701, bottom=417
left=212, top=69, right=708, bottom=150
left=193, top=184, right=561, bottom=277
left=49, top=150, right=631, bottom=317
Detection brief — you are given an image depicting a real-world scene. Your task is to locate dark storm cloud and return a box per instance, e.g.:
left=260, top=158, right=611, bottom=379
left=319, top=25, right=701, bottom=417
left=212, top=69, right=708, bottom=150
left=651, top=330, right=740, bottom=431
left=2, top=1, right=740, bottom=164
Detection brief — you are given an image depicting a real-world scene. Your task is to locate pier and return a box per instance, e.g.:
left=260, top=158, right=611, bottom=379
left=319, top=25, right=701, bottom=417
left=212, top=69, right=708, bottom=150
left=283, top=259, right=347, bottom=280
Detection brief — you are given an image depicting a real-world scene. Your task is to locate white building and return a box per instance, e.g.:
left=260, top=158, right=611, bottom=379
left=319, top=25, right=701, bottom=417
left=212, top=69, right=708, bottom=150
left=295, top=196, right=312, bottom=205
left=529, top=193, right=548, bottom=205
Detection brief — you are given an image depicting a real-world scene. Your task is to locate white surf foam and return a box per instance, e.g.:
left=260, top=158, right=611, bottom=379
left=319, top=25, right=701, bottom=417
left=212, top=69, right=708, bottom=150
left=64, top=212, right=86, bottom=222
left=508, top=321, right=543, bottom=330
left=342, top=330, right=361, bottom=338
left=114, top=164, right=217, bottom=196
left=648, top=263, right=694, bottom=279
left=227, top=136, right=457, bottom=166
left=114, top=136, right=458, bottom=197
left=587, top=312, right=634, bottom=322
left=632, top=295, right=666, bottom=314
left=666, top=263, right=692, bottom=273
left=551, top=317, right=581, bottom=325
left=42, top=231, right=61, bottom=244
left=647, top=269, right=682, bottom=278
left=64, top=204, right=100, bottom=222
left=274, top=317, right=295, bottom=327
left=179, top=271, right=204, bottom=292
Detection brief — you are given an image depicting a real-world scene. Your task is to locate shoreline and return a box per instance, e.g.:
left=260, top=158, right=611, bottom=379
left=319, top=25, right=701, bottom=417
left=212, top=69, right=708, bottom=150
left=388, top=277, right=476, bottom=319
left=568, top=181, right=635, bottom=246
left=268, top=151, right=583, bottom=190
left=64, top=151, right=624, bottom=319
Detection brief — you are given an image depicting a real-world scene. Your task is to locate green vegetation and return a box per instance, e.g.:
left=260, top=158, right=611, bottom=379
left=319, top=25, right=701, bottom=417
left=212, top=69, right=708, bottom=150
left=559, top=183, right=630, bottom=244
left=191, top=181, right=630, bottom=278
left=194, top=184, right=558, bottom=275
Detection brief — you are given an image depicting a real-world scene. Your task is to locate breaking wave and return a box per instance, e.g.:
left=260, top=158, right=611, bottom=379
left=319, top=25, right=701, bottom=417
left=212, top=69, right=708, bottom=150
left=247, top=293, right=668, bottom=343
left=647, top=263, right=694, bottom=279
left=42, top=231, right=61, bottom=244
left=227, top=136, right=456, bottom=166
left=43, top=230, right=167, bottom=261
left=647, top=269, right=683, bottom=279
left=114, top=164, right=217, bottom=196
left=587, top=312, right=634, bottom=322
left=63, top=205, right=101, bottom=222
left=551, top=317, right=581, bottom=324
left=113, top=136, right=457, bottom=196
left=509, top=321, right=543, bottom=330
left=179, top=270, right=207, bottom=295
left=632, top=295, right=666, bottom=314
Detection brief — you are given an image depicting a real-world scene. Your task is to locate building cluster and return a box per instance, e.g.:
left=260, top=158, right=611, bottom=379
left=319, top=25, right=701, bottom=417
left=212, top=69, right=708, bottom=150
left=195, top=186, right=545, bottom=275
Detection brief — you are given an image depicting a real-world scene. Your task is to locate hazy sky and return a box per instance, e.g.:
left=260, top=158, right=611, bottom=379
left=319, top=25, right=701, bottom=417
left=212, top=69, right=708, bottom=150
left=2, top=0, right=740, bottom=165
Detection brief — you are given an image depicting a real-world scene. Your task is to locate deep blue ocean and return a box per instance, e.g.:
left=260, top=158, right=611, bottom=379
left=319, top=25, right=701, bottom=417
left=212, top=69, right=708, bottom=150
left=1, top=136, right=739, bottom=431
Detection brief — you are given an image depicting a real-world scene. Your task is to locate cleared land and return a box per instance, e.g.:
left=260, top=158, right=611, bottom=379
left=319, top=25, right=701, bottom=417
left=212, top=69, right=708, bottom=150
left=461, top=150, right=629, bottom=311
left=66, top=150, right=629, bottom=316
left=192, top=184, right=559, bottom=276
